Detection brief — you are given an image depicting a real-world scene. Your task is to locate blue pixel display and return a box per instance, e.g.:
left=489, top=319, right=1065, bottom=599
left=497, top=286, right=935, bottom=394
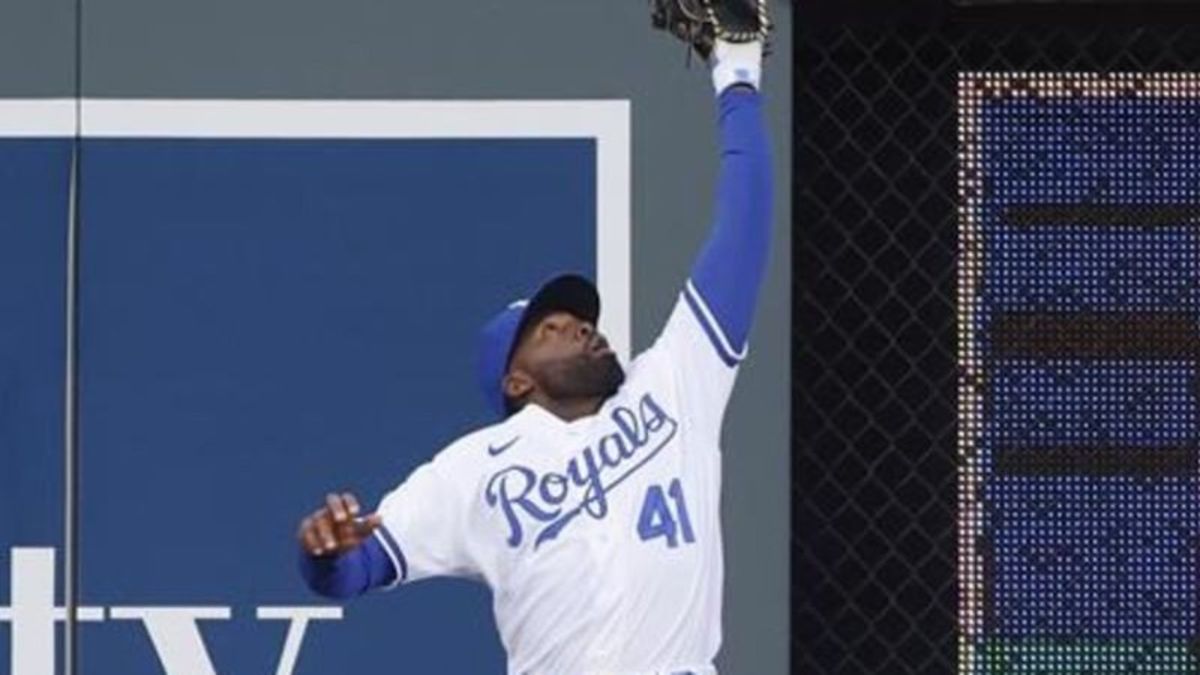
left=961, top=75, right=1200, bottom=672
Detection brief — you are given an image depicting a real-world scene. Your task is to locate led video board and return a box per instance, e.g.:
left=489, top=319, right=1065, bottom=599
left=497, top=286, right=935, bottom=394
left=959, top=73, right=1200, bottom=672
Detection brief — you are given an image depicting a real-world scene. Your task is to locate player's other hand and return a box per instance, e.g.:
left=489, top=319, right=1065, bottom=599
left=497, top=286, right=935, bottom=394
left=297, top=492, right=382, bottom=558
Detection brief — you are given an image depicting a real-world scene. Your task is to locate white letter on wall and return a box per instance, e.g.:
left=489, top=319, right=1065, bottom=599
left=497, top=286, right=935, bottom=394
left=109, top=606, right=231, bottom=675
left=256, top=606, right=343, bottom=675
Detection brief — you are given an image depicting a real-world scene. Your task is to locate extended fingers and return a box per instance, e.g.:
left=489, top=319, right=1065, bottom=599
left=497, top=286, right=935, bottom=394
left=325, top=493, right=350, bottom=524
left=299, top=510, right=334, bottom=556
left=302, top=494, right=373, bottom=557
left=331, top=492, right=371, bottom=548
left=342, top=492, right=362, bottom=518
left=314, top=512, right=337, bottom=552
left=299, top=515, right=322, bottom=555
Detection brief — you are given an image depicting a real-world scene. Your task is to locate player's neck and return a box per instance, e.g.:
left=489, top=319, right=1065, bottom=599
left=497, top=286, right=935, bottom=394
left=529, top=394, right=604, bottom=422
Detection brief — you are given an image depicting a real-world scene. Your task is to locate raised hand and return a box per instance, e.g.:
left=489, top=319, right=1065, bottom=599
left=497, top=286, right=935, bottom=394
left=297, top=492, right=383, bottom=557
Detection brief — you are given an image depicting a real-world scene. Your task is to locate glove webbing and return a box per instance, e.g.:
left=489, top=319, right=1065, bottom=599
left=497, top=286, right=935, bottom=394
left=707, top=0, right=771, bottom=44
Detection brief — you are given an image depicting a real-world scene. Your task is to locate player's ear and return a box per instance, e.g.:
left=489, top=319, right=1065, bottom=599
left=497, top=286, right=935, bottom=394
left=503, top=370, right=535, bottom=402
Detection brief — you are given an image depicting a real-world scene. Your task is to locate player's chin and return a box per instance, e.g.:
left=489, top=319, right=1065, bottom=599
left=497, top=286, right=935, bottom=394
left=593, top=352, right=626, bottom=397
left=550, top=352, right=626, bottom=400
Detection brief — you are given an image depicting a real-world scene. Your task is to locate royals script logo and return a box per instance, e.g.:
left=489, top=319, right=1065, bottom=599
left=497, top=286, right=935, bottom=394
left=485, top=392, right=679, bottom=549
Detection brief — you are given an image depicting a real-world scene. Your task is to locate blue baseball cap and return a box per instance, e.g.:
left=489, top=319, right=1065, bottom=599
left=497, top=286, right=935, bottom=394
left=476, top=273, right=600, bottom=417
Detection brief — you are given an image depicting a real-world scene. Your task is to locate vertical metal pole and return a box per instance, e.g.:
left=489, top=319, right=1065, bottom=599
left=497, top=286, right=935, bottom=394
left=64, top=0, right=83, bottom=672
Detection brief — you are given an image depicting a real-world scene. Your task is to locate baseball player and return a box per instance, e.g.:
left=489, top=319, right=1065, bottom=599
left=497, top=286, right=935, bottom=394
left=296, top=4, right=773, bottom=673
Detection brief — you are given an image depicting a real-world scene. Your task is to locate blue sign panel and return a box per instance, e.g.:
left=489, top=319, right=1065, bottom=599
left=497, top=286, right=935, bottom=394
left=0, top=139, right=71, bottom=671
left=76, top=137, right=596, bottom=673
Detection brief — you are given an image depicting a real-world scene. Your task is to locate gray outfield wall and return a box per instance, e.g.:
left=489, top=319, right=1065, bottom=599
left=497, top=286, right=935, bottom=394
left=0, top=1, right=791, bottom=672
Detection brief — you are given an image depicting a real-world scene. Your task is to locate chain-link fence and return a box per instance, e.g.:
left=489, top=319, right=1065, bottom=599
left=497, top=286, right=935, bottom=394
left=791, top=14, right=1200, bottom=674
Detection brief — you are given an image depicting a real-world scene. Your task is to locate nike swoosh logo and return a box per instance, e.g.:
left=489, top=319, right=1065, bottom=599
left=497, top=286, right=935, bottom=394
left=487, top=436, right=521, bottom=457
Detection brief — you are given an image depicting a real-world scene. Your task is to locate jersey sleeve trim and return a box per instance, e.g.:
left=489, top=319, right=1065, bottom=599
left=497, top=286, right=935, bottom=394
left=371, top=525, right=409, bottom=588
left=684, top=278, right=748, bottom=368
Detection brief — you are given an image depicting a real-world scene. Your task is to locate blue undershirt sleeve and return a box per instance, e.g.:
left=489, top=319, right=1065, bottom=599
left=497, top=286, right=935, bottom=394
left=689, top=87, right=773, bottom=358
left=298, top=535, right=398, bottom=600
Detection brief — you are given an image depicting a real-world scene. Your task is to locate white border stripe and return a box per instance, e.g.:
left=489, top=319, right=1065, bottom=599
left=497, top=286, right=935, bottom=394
left=0, top=98, right=632, bottom=363
left=594, top=104, right=632, bottom=363
left=79, top=99, right=627, bottom=139
left=0, top=99, right=75, bottom=136
left=685, top=279, right=748, bottom=362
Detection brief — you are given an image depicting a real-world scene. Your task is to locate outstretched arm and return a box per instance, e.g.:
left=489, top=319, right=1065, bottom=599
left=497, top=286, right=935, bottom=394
left=296, top=461, right=477, bottom=598
left=688, top=41, right=773, bottom=364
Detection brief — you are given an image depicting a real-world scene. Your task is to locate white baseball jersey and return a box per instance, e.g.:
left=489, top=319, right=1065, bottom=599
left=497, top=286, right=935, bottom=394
left=373, top=281, right=744, bottom=675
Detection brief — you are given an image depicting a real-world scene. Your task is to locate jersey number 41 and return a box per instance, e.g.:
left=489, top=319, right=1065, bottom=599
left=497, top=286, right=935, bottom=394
left=637, top=478, right=696, bottom=548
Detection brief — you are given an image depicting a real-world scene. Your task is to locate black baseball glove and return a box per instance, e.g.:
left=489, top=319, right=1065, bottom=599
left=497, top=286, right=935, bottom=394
left=650, top=0, right=771, bottom=61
